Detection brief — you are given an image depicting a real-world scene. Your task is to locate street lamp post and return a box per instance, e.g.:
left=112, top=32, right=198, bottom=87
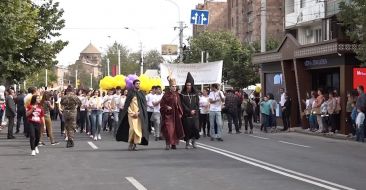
left=123, top=27, right=144, bottom=75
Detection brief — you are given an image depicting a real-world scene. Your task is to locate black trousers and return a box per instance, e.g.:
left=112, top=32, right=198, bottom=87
left=7, top=116, right=15, bottom=137
left=148, top=112, right=153, bottom=133
left=29, top=122, right=40, bottom=150
left=79, top=110, right=87, bottom=132
left=237, top=107, right=242, bottom=129
left=282, top=113, right=290, bottom=130
left=227, top=111, right=239, bottom=132
left=199, top=113, right=210, bottom=135
left=16, top=109, right=26, bottom=132
left=244, top=114, right=254, bottom=130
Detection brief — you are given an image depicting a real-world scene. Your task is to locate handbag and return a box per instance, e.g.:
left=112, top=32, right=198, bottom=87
left=312, top=107, right=321, bottom=115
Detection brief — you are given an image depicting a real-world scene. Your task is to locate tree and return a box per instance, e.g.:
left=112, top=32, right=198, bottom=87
left=0, top=0, right=68, bottom=85
left=101, top=42, right=139, bottom=76
left=338, top=0, right=366, bottom=64
left=144, top=50, right=164, bottom=70
left=251, top=38, right=280, bottom=53
left=183, top=31, right=258, bottom=88
left=25, top=68, right=57, bottom=88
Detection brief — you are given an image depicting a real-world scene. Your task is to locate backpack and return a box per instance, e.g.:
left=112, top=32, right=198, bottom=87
left=245, top=100, right=254, bottom=115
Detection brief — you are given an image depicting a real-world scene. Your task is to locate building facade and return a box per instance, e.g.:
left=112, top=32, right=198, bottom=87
left=76, top=43, right=102, bottom=78
left=252, top=0, right=359, bottom=134
left=228, top=0, right=284, bottom=44
left=192, top=0, right=228, bottom=36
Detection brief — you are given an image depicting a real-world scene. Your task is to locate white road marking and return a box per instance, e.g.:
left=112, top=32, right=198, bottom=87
left=249, top=135, right=269, bottom=140
left=197, top=142, right=355, bottom=190
left=126, top=177, right=147, bottom=190
left=278, top=141, right=311, bottom=148
left=87, top=141, right=98, bottom=149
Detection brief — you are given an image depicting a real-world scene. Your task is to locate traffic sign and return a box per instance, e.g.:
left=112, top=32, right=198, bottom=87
left=190, top=10, right=209, bottom=25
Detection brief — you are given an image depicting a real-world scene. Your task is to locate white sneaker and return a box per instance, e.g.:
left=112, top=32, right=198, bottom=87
left=93, top=136, right=97, bottom=141
left=31, top=150, right=36, bottom=156
left=35, top=147, right=39, bottom=154
left=97, top=134, right=101, bottom=140
left=64, top=136, right=68, bottom=141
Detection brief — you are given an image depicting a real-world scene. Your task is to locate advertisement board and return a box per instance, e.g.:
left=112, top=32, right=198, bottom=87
left=353, top=68, right=366, bottom=89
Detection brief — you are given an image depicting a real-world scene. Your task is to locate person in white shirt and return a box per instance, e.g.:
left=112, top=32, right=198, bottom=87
left=111, top=87, right=122, bottom=136
left=199, top=88, right=210, bottom=137
left=102, top=90, right=113, bottom=132
left=356, top=107, right=365, bottom=142
left=146, top=87, right=156, bottom=133
left=151, top=86, right=163, bottom=141
left=208, top=84, right=225, bottom=141
left=89, top=90, right=103, bottom=141
left=78, top=89, right=89, bottom=133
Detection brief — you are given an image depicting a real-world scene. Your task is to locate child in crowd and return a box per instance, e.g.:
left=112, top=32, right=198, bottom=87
left=355, top=107, right=365, bottom=142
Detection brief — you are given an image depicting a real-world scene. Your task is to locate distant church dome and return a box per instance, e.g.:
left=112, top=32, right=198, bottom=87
left=81, top=43, right=101, bottom=54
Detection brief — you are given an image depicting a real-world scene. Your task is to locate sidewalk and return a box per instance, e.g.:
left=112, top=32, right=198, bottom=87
left=252, top=122, right=354, bottom=141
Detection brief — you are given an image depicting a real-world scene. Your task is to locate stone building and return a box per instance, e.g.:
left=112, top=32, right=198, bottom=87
left=227, top=0, right=284, bottom=44
left=76, top=43, right=102, bottom=78
left=192, top=0, right=229, bottom=36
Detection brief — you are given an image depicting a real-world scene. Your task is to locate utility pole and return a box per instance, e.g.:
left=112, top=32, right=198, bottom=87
left=140, top=42, right=144, bottom=75
left=118, top=49, right=121, bottom=75
left=90, top=73, right=93, bottom=89
left=107, top=58, right=110, bottom=76
left=45, top=69, right=48, bottom=87
left=179, top=21, right=184, bottom=63
left=75, top=69, right=78, bottom=88
left=260, top=0, right=267, bottom=53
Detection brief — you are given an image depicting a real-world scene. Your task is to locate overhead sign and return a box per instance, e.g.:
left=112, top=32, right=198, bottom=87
left=160, top=61, right=223, bottom=86
left=161, top=44, right=178, bottom=55
left=353, top=68, right=366, bottom=89
left=190, top=9, right=209, bottom=25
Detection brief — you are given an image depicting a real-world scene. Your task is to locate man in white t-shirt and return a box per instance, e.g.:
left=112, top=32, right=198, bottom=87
left=111, top=87, right=122, bottom=136
left=146, top=87, right=156, bottom=133
left=208, top=84, right=225, bottom=141
left=151, top=86, right=163, bottom=141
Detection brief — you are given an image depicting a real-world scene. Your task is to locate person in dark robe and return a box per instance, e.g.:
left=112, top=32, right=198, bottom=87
left=180, top=72, right=200, bottom=149
left=116, top=80, right=149, bottom=151
left=160, top=74, right=185, bottom=150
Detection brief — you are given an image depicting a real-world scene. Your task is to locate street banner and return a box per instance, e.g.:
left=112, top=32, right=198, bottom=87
left=160, top=61, right=223, bottom=86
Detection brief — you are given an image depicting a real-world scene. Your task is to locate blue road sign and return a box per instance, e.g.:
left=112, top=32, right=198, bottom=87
left=190, top=10, right=209, bottom=25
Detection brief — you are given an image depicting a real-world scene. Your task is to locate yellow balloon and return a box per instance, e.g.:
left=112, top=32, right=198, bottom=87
left=255, top=86, right=261, bottom=93
left=114, top=75, right=126, bottom=89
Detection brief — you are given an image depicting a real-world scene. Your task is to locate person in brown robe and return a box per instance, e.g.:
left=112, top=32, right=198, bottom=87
left=160, top=75, right=185, bottom=150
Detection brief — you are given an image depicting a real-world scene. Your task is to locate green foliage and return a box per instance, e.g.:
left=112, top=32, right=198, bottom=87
left=26, top=68, right=57, bottom=88
left=101, top=42, right=163, bottom=75
left=183, top=31, right=258, bottom=88
left=144, top=49, right=164, bottom=70
left=338, top=0, right=366, bottom=64
left=0, top=0, right=68, bottom=85
left=251, top=38, right=280, bottom=53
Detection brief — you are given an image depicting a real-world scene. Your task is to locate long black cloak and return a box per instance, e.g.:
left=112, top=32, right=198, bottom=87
left=116, top=89, right=149, bottom=145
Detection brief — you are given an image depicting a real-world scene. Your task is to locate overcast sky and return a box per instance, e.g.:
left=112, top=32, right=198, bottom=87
left=54, top=0, right=210, bottom=66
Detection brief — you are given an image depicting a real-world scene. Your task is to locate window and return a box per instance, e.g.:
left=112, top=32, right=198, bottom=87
left=300, top=0, right=306, bottom=8
left=285, top=0, right=295, bottom=14
left=315, top=28, right=322, bottom=43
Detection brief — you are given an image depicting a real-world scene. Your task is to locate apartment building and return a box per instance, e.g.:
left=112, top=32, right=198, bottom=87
left=252, top=0, right=359, bottom=134
left=228, top=0, right=284, bottom=44
left=192, top=0, right=228, bottom=36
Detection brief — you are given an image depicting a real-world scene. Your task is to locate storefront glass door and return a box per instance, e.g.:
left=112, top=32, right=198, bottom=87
left=312, top=68, right=340, bottom=93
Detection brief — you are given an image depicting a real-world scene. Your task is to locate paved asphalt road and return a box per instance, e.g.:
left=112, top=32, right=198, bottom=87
left=0, top=121, right=365, bottom=190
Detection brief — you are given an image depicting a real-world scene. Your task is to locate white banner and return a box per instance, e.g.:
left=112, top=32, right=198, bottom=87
left=160, top=61, right=223, bottom=86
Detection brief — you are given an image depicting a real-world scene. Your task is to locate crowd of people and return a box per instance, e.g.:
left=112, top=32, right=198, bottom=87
left=302, top=85, right=365, bottom=142
left=1, top=75, right=365, bottom=156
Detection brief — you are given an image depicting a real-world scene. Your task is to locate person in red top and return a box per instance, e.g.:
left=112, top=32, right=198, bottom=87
left=26, top=95, right=45, bottom=156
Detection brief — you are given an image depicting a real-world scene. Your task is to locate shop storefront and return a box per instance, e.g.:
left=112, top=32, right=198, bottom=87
left=252, top=34, right=360, bottom=134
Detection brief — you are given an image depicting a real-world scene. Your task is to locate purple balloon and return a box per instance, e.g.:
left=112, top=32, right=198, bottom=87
left=126, top=79, right=133, bottom=89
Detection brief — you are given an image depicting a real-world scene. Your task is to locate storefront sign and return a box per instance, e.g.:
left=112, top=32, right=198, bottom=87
left=353, top=68, right=366, bottom=89
left=160, top=61, right=223, bottom=86
left=304, top=59, right=328, bottom=67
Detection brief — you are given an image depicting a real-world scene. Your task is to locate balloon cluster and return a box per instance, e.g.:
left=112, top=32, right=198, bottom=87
left=99, top=74, right=164, bottom=92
